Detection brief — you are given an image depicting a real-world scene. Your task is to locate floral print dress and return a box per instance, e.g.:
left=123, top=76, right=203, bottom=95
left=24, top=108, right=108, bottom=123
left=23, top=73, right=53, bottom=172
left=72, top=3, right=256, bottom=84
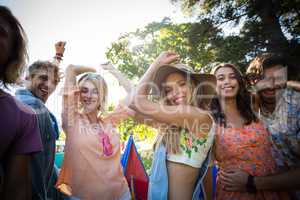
left=214, top=121, right=289, bottom=200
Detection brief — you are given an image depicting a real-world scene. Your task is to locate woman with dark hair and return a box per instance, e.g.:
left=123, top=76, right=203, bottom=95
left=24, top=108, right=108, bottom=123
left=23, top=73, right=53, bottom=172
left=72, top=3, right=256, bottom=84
left=210, top=63, right=257, bottom=127
left=210, top=63, right=289, bottom=199
left=0, top=6, right=27, bottom=88
left=0, top=6, right=42, bottom=200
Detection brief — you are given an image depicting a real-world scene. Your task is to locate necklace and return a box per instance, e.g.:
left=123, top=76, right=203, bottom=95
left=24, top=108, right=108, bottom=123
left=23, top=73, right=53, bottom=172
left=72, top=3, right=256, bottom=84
left=98, top=128, right=113, bottom=157
left=85, top=113, right=113, bottom=156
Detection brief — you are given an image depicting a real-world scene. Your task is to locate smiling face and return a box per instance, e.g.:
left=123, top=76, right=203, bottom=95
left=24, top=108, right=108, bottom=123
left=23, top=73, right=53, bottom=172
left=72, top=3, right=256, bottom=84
left=28, top=68, right=58, bottom=102
left=215, top=66, right=239, bottom=99
left=162, top=72, right=192, bottom=106
left=257, top=65, right=287, bottom=104
left=79, top=80, right=100, bottom=113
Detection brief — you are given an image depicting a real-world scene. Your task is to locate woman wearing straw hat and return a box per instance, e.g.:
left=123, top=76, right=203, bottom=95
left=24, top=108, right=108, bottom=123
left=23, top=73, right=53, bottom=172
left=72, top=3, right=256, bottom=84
left=130, top=51, right=216, bottom=200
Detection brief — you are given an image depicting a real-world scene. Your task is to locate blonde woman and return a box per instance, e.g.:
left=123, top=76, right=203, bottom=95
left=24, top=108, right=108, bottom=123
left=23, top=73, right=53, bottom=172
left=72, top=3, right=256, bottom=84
left=56, top=65, right=133, bottom=200
left=130, top=52, right=216, bottom=200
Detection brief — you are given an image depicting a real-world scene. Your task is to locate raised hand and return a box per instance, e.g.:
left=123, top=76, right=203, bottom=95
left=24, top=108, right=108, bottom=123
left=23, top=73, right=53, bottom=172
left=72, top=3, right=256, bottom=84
left=153, top=51, right=180, bottom=67
left=55, top=41, right=66, bottom=56
left=100, top=62, right=133, bottom=93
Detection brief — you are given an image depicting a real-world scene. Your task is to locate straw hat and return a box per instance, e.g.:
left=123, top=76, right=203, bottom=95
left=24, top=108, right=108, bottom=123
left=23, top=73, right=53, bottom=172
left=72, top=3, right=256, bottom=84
left=150, top=63, right=216, bottom=108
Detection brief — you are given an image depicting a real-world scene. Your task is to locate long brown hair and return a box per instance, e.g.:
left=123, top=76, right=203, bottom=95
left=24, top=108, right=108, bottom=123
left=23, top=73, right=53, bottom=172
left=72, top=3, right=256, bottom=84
left=210, top=63, right=258, bottom=127
left=0, top=6, right=28, bottom=88
left=155, top=71, right=198, bottom=154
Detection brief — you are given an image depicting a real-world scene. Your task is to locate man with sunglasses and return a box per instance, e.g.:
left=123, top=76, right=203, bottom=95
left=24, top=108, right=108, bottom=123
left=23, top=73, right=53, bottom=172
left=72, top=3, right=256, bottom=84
left=220, top=53, right=300, bottom=199
left=15, top=42, right=66, bottom=200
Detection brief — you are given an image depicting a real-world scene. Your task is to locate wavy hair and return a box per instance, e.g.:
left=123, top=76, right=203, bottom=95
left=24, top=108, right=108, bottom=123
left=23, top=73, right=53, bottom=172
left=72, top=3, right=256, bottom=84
left=0, top=6, right=28, bottom=88
left=78, top=73, right=108, bottom=114
left=156, top=71, right=199, bottom=154
left=210, top=63, right=258, bottom=127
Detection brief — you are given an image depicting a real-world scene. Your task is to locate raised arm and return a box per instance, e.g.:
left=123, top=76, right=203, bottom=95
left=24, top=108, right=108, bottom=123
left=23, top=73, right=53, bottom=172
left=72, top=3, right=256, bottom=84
left=135, top=51, right=179, bottom=96
left=64, top=65, right=96, bottom=88
left=132, top=97, right=212, bottom=135
left=62, top=65, right=96, bottom=131
left=100, top=62, right=133, bottom=93
left=131, top=52, right=212, bottom=135
left=52, top=41, right=66, bottom=66
left=287, top=80, right=300, bottom=91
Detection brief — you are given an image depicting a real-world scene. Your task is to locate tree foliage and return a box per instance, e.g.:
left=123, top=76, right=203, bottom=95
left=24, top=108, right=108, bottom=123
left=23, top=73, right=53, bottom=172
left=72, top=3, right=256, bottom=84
left=105, top=17, right=254, bottom=141
left=105, top=0, right=300, bottom=140
left=171, top=0, right=300, bottom=78
left=106, top=17, right=252, bottom=78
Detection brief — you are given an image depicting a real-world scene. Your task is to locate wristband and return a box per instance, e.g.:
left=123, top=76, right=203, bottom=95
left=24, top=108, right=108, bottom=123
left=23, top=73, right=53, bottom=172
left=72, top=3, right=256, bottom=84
left=246, top=174, right=257, bottom=193
left=54, top=55, right=63, bottom=61
left=56, top=53, right=64, bottom=57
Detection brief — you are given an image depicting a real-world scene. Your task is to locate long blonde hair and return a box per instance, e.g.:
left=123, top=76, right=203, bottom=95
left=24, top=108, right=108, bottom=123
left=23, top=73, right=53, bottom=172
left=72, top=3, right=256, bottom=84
left=155, top=72, right=198, bottom=154
left=78, top=73, right=108, bottom=115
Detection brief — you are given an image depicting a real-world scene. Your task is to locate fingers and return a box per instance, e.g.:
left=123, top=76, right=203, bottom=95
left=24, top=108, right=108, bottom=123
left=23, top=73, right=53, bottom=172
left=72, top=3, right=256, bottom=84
left=100, top=62, right=114, bottom=70
left=59, top=41, right=66, bottom=46
left=221, top=175, right=241, bottom=192
left=158, top=51, right=180, bottom=60
left=55, top=41, right=66, bottom=54
left=220, top=173, right=237, bottom=191
left=56, top=41, right=66, bottom=47
left=163, top=53, right=180, bottom=64
left=223, top=185, right=239, bottom=192
left=220, top=171, right=235, bottom=184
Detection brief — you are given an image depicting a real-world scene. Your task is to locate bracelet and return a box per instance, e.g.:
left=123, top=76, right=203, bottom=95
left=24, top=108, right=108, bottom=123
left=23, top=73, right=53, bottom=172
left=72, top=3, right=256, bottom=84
left=54, top=55, right=63, bottom=61
left=246, top=174, right=257, bottom=193
left=56, top=53, right=64, bottom=57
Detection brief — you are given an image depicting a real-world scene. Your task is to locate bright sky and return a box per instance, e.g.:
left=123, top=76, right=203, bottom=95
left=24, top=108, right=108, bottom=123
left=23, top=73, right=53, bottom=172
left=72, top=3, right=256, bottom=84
left=3, top=0, right=188, bottom=123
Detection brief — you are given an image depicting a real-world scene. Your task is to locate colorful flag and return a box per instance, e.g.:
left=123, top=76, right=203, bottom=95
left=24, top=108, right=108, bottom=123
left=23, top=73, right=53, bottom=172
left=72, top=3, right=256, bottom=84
left=121, top=135, right=149, bottom=200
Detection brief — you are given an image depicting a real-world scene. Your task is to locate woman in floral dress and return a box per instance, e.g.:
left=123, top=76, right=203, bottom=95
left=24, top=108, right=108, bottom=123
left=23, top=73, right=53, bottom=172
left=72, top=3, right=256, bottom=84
left=210, top=63, right=289, bottom=200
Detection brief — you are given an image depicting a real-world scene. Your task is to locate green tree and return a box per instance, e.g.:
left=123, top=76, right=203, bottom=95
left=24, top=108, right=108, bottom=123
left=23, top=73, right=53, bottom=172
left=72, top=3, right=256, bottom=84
left=172, top=0, right=300, bottom=78
left=105, top=17, right=254, bottom=143
left=106, top=17, right=251, bottom=78
left=106, top=103, right=155, bottom=143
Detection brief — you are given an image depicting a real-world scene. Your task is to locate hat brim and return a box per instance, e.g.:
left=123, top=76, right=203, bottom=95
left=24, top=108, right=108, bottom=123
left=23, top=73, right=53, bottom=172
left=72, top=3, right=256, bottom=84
left=151, top=64, right=216, bottom=97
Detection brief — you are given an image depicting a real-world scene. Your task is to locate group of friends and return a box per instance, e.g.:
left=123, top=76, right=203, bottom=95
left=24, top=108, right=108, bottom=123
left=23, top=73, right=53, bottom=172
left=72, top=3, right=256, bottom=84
left=1, top=5, right=300, bottom=200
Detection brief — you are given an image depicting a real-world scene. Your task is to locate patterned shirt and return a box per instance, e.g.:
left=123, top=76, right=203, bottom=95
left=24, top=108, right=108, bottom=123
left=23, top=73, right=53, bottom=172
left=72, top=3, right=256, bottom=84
left=166, top=124, right=215, bottom=168
left=259, top=88, right=300, bottom=169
